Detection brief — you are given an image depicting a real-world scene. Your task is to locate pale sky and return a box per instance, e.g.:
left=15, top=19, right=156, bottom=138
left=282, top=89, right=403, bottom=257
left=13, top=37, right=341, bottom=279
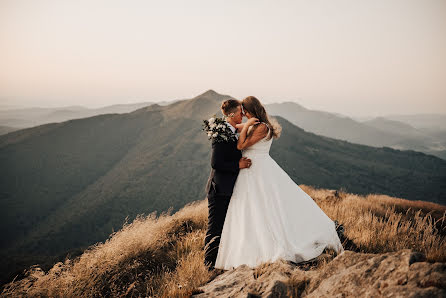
left=1, top=0, right=445, bottom=117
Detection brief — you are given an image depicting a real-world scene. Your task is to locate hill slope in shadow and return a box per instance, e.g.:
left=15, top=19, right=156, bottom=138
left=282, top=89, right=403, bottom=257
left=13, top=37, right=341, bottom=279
left=1, top=89, right=445, bottom=285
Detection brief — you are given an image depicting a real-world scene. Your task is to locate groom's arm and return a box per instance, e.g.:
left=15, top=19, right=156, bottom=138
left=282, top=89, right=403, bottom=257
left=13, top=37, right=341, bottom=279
left=211, top=142, right=239, bottom=173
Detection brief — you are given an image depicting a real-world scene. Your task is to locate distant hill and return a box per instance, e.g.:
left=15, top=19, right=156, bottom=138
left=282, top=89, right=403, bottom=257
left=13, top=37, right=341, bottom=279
left=383, top=113, right=446, bottom=130
left=266, top=102, right=446, bottom=160
left=362, top=117, right=446, bottom=159
left=0, top=126, right=18, bottom=136
left=1, top=90, right=445, bottom=285
left=363, top=117, right=422, bottom=136
left=265, top=102, right=403, bottom=146
left=0, top=100, right=179, bottom=129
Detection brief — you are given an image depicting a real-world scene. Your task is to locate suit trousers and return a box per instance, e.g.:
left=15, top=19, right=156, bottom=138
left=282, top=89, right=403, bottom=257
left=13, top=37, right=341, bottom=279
left=204, top=194, right=231, bottom=269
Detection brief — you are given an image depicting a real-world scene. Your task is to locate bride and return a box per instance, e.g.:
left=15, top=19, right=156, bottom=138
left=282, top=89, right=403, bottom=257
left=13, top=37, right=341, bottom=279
left=214, top=96, right=344, bottom=270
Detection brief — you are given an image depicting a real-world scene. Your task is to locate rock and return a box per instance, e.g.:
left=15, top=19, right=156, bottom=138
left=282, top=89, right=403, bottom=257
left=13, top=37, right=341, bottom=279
left=194, top=261, right=298, bottom=297
left=193, top=249, right=446, bottom=297
left=306, top=249, right=445, bottom=297
left=409, top=251, right=427, bottom=265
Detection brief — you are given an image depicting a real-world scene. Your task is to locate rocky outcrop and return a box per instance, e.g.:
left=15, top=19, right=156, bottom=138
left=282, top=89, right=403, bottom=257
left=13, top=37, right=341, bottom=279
left=193, top=249, right=446, bottom=297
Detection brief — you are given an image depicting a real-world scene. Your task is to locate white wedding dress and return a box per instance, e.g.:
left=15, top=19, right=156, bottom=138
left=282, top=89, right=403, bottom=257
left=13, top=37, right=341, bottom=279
left=214, top=123, right=344, bottom=270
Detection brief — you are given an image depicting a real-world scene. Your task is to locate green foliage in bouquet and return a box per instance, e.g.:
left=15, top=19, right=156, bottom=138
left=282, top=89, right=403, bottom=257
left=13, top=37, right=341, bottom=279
left=202, top=115, right=237, bottom=143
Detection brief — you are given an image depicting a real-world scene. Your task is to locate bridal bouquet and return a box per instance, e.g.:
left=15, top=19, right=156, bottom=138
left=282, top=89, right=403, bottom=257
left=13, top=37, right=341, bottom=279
left=202, top=115, right=237, bottom=143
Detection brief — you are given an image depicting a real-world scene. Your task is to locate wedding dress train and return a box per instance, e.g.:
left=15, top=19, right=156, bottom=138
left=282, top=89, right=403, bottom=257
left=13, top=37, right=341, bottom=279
left=214, top=123, right=344, bottom=270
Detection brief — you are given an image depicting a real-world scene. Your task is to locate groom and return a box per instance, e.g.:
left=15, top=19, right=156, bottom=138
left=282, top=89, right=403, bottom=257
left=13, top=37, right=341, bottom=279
left=204, top=99, right=251, bottom=269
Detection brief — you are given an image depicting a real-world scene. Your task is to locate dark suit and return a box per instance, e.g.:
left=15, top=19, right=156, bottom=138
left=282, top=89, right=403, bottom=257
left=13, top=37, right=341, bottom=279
left=204, top=136, right=242, bottom=268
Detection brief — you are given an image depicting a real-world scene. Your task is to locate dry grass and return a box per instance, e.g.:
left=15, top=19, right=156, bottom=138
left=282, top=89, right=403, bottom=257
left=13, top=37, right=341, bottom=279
left=2, top=185, right=445, bottom=297
left=2, top=200, right=211, bottom=297
left=300, top=185, right=446, bottom=261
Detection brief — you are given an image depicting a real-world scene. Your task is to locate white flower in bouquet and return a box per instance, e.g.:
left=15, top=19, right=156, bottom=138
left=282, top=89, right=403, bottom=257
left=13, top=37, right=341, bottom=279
left=202, top=115, right=237, bottom=143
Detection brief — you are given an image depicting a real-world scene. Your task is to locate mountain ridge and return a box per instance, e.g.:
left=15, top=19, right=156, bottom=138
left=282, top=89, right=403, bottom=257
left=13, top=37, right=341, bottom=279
left=266, top=101, right=446, bottom=160
left=1, top=89, right=445, bottom=285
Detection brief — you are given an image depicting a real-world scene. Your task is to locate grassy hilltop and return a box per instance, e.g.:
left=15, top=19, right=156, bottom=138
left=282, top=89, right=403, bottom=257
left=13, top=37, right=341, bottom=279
left=2, top=185, right=445, bottom=297
left=1, top=89, right=445, bottom=286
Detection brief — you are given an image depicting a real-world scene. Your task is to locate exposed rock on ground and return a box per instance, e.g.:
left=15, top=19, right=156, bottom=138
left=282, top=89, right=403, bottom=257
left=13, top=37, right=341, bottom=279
left=193, top=249, right=446, bottom=297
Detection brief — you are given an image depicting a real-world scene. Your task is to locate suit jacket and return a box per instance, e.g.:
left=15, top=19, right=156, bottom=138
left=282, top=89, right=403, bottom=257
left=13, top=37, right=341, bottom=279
left=205, top=138, right=242, bottom=198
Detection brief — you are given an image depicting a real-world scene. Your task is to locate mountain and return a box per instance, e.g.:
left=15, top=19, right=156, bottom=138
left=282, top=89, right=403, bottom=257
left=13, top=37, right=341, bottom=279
left=363, top=117, right=422, bottom=137
left=266, top=102, right=446, bottom=160
left=265, top=102, right=402, bottom=147
left=0, top=101, right=176, bottom=129
left=0, top=126, right=18, bottom=136
left=363, top=117, right=446, bottom=157
left=384, top=113, right=446, bottom=130
left=1, top=89, right=446, bottom=285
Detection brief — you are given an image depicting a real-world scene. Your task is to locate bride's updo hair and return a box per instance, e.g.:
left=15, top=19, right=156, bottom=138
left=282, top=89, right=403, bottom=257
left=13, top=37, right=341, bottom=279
left=241, top=96, right=281, bottom=140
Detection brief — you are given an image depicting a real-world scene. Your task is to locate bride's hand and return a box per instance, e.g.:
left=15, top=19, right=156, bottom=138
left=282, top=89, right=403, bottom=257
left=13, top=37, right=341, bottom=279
left=246, top=117, right=260, bottom=127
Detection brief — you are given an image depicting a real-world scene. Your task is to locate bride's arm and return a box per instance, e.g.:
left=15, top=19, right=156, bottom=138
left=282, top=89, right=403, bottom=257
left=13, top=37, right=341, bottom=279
left=237, top=119, right=269, bottom=150
left=235, top=123, right=245, bottom=132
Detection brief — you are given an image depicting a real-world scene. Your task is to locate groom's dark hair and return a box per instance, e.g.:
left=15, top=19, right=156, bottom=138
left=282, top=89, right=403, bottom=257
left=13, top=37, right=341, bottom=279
left=221, top=99, right=241, bottom=116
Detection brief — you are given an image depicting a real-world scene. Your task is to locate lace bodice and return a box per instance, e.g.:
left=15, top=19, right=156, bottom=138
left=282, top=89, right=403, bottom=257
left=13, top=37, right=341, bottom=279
left=242, top=122, right=272, bottom=156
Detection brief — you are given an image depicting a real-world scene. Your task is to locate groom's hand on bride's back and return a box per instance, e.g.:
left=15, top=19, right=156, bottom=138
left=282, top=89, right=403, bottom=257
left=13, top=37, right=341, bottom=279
left=239, top=157, right=252, bottom=169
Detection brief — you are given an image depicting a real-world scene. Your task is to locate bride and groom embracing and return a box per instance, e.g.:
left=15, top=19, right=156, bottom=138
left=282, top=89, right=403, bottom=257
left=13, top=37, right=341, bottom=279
left=204, top=96, right=344, bottom=271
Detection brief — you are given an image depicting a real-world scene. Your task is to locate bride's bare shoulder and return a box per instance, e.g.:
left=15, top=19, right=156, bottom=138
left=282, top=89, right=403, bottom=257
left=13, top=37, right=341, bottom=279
left=251, top=122, right=269, bottom=136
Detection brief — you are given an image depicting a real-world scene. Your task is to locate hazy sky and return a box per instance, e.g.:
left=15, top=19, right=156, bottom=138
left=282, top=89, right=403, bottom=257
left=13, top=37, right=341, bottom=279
left=1, top=0, right=445, bottom=117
